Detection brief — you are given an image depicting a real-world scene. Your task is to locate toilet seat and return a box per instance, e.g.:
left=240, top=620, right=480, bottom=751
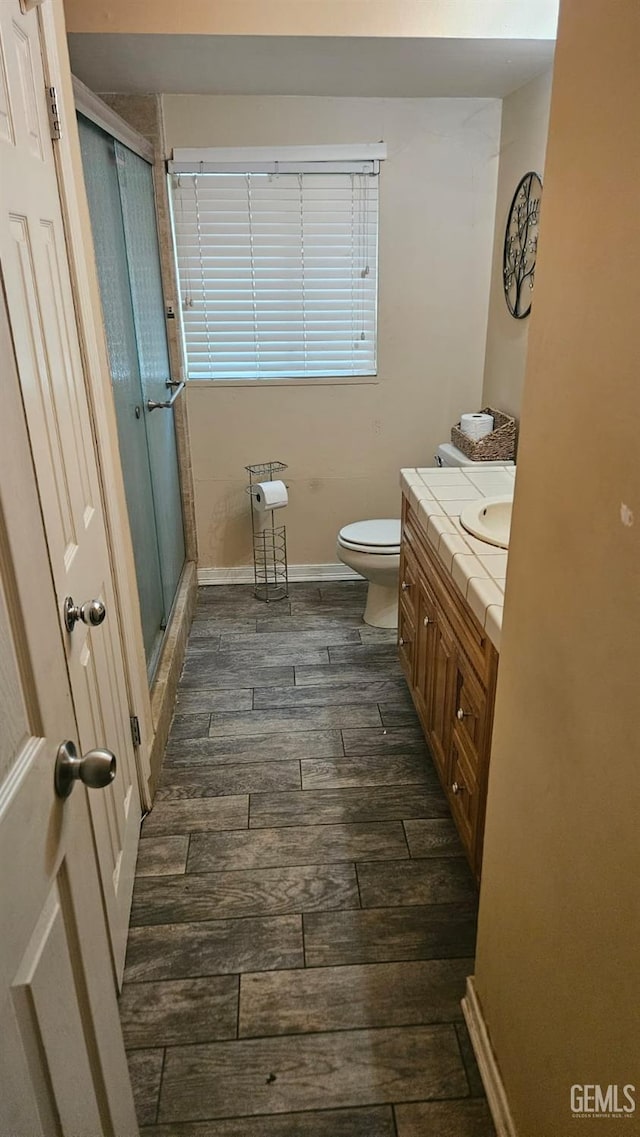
left=337, top=518, right=401, bottom=555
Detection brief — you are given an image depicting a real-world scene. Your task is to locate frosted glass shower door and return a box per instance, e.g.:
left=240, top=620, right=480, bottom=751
left=78, top=116, right=166, bottom=671
left=115, top=141, right=185, bottom=616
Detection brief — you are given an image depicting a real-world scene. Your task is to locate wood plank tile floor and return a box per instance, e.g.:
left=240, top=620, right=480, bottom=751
left=123, top=583, right=496, bottom=1136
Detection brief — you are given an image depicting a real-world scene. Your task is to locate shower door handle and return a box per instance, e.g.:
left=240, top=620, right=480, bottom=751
left=147, top=381, right=185, bottom=411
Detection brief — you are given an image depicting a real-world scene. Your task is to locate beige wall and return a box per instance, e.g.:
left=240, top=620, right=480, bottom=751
left=474, top=2, right=640, bottom=1134
left=481, top=68, right=553, bottom=420
left=162, top=94, right=501, bottom=567
left=64, top=0, right=559, bottom=39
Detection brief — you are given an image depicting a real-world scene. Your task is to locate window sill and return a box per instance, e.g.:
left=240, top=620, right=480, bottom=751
left=186, top=377, right=380, bottom=389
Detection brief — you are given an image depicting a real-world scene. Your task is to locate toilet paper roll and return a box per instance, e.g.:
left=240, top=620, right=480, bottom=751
left=253, top=479, right=288, bottom=512
left=460, top=412, right=494, bottom=440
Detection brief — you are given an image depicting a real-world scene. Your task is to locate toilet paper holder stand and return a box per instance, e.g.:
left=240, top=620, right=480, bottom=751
left=245, top=461, right=289, bottom=602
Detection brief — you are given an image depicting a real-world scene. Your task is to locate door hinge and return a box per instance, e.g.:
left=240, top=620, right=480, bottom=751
left=46, top=85, right=61, bottom=141
left=130, top=715, right=141, bottom=748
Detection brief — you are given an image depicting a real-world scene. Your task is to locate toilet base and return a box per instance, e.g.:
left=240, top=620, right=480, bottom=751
left=363, top=581, right=399, bottom=629
left=336, top=538, right=400, bottom=630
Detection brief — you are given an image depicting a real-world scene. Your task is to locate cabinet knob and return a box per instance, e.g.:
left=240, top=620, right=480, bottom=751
left=401, top=580, right=410, bottom=592
left=456, top=707, right=472, bottom=721
left=423, top=616, right=430, bottom=627
left=399, top=636, right=411, bottom=647
left=451, top=780, right=464, bottom=795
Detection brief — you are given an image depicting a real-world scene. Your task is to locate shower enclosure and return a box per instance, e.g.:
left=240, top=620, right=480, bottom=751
left=78, top=115, right=185, bottom=678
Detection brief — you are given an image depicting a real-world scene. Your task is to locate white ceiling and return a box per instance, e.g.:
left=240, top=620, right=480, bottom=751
left=67, top=34, right=555, bottom=99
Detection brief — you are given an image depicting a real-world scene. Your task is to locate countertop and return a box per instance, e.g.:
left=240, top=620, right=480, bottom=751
left=400, top=465, right=515, bottom=651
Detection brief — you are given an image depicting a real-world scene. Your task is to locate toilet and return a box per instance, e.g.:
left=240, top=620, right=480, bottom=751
left=336, top=518, right=401, bottom=629
left=336, top=444, right=514, bottom=629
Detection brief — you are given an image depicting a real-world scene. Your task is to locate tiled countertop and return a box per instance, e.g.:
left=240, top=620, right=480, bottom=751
left=400, top=465, right=515, bottom=652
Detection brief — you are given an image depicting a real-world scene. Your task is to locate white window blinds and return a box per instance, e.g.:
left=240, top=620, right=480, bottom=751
left=170, top=170, right=378, bottom=380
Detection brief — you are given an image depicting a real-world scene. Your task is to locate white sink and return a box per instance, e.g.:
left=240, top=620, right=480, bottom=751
left=460, top=496, right=513, bottom=549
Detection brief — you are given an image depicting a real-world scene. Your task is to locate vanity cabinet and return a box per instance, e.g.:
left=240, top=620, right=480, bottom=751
left=399, top=496, right=499, bottom=880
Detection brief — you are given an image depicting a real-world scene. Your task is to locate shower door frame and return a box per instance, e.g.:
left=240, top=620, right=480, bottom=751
left=72, top=78, right=156, bottom=169
left=74, top=79, right=189, bottom=663
left=70, top=76, right=198, bottom=797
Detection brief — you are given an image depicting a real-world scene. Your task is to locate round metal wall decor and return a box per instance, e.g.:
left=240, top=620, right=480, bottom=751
left=503, top=171, right=543, bottom=319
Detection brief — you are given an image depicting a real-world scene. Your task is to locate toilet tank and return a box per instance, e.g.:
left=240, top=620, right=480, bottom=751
left=435, top=442, right=514, bottom=468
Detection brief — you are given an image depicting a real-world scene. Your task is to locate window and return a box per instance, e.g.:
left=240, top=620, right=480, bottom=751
left=168, top=148, right=381, bottom=381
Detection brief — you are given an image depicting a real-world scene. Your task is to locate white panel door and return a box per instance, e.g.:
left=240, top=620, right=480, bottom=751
left=0, top=0, right=140, bottom=981
left=0, top=286, right=138, bottom=1136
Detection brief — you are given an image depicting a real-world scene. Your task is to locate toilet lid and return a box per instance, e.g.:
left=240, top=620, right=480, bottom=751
left=338, top=518, right=401, bottom=554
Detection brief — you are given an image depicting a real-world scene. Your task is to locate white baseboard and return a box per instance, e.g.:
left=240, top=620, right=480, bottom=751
left=197, top=563, right=361, bottom=586
left=462, top=977, right=517, bottom=1137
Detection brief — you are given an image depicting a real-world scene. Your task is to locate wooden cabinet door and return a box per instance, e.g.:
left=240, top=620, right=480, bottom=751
left=448, top=727, right=481, bottom=871
left=398, top=600, right=416, bottom=686
left=399, top=541, right=418, bottom=614
left=414, top=573, right=436, bottom=729
left=427, top=609, right=457, bottom=783
left=452, top=650, right=487, bottom=755
left=398, top=516, right=418, bottom=685
left=449, top=648, right=488, bottom=874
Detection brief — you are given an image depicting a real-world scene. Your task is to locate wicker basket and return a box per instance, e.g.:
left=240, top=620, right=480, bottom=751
left=451, top=406, right=516, bottom=463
